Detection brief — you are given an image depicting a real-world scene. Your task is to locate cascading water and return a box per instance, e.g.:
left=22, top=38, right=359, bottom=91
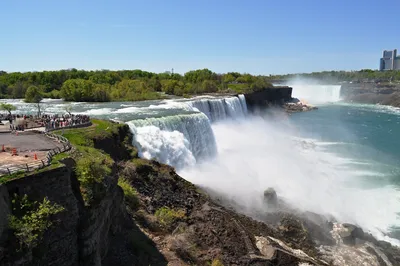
left=188, top=96, right=247, bottom=122
left=238, top=94, right=248, bottom=114
left=127, top=95, right=248, bottom=169
left=127, top=113, right=217, bottom=169
left=288, top=83, right=342, bottom=104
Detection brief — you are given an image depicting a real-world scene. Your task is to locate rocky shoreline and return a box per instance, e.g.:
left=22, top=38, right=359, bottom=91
left=340, top=82, right=400, bottom=108
left=283, top=99, right=318, bottom=113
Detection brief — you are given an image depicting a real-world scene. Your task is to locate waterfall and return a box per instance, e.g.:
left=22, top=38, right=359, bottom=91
left=188, top=95, right=247, bottom=122
left=289, top=84, right=342, bottom=104
left=128, top=95, right=248, bottom=169
left=238, top=94, right=248, bottom=114
left=127, top=113, right=217, bottom=169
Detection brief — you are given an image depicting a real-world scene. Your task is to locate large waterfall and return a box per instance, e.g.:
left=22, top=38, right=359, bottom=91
left=187, top=95, right=248, bottom=122
left=288, top=84, right=341, bottom=104
left=128, top=95, right=247, bottom=169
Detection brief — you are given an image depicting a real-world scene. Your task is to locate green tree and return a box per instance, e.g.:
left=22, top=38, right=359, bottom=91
left=25, top=85, right=43, bottom=103
left=64, top=104, right=73, bottom=116
left=161, top=80, right=184, bottom=95
left=201, top=80, right=218, bottom=93
left=222, top=73, right=236, bottom=83
left=25, top=86, right=44, bottom=116
left=147, top=77, right=162, bottom=92
left=0, top=103, right=17, bottom=115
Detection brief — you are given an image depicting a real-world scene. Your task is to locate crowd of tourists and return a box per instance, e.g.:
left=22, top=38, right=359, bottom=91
left=0, top=113, right=90, bottom=131
left=42, top=114, right=90, bottom=130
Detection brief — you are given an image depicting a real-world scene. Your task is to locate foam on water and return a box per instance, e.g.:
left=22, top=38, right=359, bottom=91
left=79, top=108, right=116, bottom=115
left=130, top=125, right=196, bottom=169
left=114, top=106, right=141, bottom=114
left=127, top=113, right=217, bottom=168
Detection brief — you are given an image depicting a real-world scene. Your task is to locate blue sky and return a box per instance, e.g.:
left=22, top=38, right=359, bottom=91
left=1, top=0, right=399, bottom=74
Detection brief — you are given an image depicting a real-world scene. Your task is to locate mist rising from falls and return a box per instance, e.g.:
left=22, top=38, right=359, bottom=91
left=285, top=79, right=341, bottom=104
left=179, top=117, right=400, bottom=244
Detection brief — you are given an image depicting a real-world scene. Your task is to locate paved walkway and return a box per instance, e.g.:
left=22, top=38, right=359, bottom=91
left=0, top=131, right=69, bottom=176
left=0, top=132, right=63, bottom=152
left=0, top=132, right=66, bottom=175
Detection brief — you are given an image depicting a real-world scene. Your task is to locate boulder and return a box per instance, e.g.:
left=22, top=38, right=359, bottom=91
left=263, top=188, right=278, bottom=209
left=341, top=223, right=365, bottom=246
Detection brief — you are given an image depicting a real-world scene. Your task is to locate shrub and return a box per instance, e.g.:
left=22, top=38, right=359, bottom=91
left=9, top=195, right=64, bottom=250
left=118, top=177, right=139, bottom=210
left=167, top=234, right=197, bottom=264
left=155, top=207, right=186, bottom=228
left=75, top=157, right=111, bottom=205
left=211, top=259, right=224, bottom=266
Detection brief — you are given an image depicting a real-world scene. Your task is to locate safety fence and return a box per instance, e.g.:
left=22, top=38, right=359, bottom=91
left=0, top=133, right=71, bottom=176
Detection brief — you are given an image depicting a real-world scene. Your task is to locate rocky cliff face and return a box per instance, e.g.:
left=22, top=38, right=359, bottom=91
left=0, top=162, right=127, bottom=266
left=0, top=124, right=135, bottom=266
left=0, top=165, right=80, bottom=265
left=340, top=83, right=400, bottom=107
left=244, top=86, right=293, bottom=111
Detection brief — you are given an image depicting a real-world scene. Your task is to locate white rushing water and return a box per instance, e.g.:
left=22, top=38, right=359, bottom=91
left=179, top=117, right=400, bottom=245
left=187, top=95, right=248, bottom=122
left=126, top=95, right=248, bottom=168
left=127, top=113, right=217, bottom=168
left=285, top=82, right=342, bottom=104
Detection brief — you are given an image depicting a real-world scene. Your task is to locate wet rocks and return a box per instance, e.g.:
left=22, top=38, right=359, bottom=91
left=331, top=223, right=365, bottom=246
left=340, top=223, right=365, bottom=245
left=284, top=101, right=318, bottom=113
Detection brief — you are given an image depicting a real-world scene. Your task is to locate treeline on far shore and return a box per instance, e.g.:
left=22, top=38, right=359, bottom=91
left=270, top=69, right=400, bottom=84
left=0, top=69, right=273, bottom=102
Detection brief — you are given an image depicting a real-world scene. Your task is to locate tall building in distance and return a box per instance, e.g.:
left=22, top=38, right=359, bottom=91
left=380, top=49, right=400, bottom=71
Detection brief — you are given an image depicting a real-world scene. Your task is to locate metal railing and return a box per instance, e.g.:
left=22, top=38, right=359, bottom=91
left=0, top=133, right=72, bottom=176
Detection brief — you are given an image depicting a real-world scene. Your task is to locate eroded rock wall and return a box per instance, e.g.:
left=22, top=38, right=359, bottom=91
left=340, top=83, right=400, bottom=107
left=244, top=86, right=293, bottom=111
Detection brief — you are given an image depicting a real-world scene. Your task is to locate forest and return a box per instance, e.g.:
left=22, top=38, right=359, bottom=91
left=0, top=69, right=272, bottom=102
left=1, top=68, right=399, bottom=102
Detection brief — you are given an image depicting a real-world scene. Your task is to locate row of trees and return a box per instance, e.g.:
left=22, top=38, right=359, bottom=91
left=0, top=69, right=272, bottom=102
left=0, top=85, right=44, bottom=116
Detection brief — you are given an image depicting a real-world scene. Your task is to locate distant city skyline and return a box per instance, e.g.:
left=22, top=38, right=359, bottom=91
left=379, top=49, right=400, bottom=71
left=1, top=0, right=400, bottom=75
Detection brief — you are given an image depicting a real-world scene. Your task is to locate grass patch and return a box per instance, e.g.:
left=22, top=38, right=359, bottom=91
left=118, top=177, right=139, bottom=210
left=53, top=119, right=121, bottom=206
left=54, top=119, right=123, bottom=145
left=132, top=158, right=152, bottom=168
left=155, top=207, right=186, bottom=228
left=0, top=171, right=26, bottom=184
left=50, top=152, right=70, bottom=166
